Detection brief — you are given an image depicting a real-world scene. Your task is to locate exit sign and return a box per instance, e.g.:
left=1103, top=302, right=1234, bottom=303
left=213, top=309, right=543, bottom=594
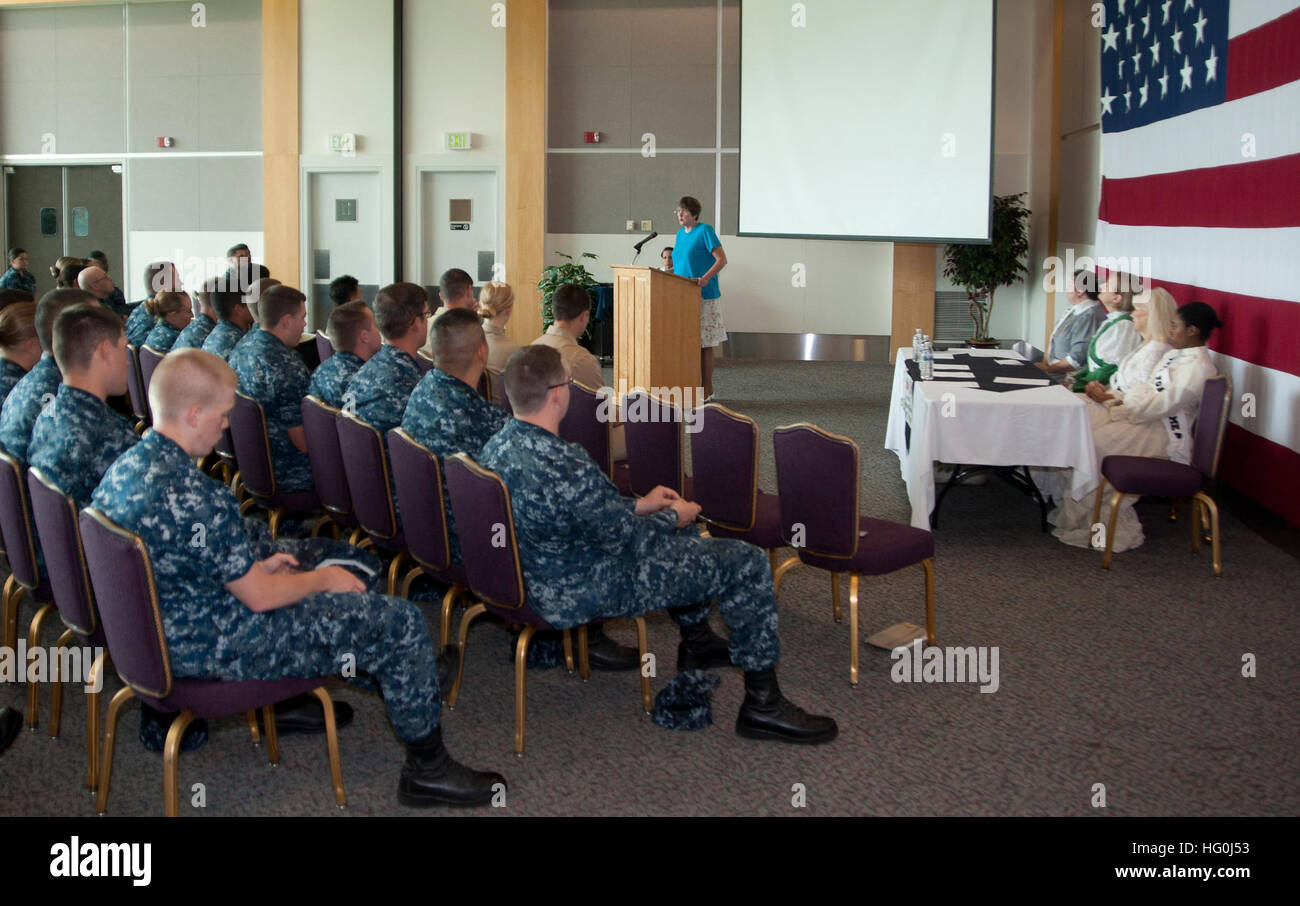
left=446, top=131, right=472, bottom=151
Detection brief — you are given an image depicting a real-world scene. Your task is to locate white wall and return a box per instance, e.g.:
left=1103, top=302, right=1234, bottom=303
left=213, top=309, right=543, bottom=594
left=127, top=230, right=263, bottom=300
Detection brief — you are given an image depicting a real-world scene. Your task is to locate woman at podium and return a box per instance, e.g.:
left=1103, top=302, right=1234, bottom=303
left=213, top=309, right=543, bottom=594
left=672, top=196, right=728, bottom=401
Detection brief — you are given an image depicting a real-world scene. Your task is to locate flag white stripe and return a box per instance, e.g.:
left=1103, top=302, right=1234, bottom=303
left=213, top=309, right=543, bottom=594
left=1100, top=79, right=1300, bottom=179
left=1210, top=352, right=1300, bottom=454
left=1228, top=0, right=1299, bottom=38
left=1093, top=222, right=1300, bottom=304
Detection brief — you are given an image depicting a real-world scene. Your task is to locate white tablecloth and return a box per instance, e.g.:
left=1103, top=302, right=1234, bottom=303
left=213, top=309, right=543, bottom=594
left=883, top=348, right=1099, bottom=529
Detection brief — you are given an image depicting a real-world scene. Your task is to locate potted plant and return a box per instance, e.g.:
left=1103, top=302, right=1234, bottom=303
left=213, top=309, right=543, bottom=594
left=537, top=251, right=600, bottom=331
left=942, top=193, right=1030, bottom=348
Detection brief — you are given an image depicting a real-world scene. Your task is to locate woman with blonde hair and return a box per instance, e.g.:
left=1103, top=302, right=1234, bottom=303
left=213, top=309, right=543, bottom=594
left=0, top=301, right=41, bottom=403
left=142, top=290, right=194, bottom=352
left=477, top=280, right=520, bottom=372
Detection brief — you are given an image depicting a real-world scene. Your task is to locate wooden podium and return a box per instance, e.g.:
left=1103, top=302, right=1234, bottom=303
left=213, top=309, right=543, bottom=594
left=610, top=265, right=701, bottom=394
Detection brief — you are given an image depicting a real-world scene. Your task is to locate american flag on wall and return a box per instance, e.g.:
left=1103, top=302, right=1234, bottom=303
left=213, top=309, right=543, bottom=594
left=1095, top=0, right=1300, bottom=525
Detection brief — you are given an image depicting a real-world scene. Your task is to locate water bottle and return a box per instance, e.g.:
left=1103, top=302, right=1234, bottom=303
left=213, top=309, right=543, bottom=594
left=920, top=335, right=934, bottom=381
left=913, top=329, right=923, bottom=357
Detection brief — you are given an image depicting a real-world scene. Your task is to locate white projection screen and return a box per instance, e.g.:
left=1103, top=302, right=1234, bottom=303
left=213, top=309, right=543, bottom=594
left=739, top=0, right=995, bottom=242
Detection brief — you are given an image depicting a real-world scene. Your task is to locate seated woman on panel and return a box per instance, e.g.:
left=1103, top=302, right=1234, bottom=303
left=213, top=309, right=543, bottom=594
left=1051, top=301, right=1222, bottom=553
left=1071, top=270, right=1144, bottom=391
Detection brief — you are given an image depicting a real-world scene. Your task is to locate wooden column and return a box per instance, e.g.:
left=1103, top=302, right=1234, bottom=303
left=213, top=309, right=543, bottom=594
left=262, top=0, right=299, bottom=288
left=505, top=0, right=547, bottom=345
left=889, top=243, right=936, bottom=362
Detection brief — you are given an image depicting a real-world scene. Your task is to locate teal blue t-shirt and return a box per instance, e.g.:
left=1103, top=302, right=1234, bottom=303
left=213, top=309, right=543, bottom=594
left=673, top=223, right=722, bottom=300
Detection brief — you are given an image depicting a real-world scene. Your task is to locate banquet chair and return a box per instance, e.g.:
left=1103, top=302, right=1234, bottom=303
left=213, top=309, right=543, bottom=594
left=486, top=367, right=512, bottom=415
left=315, top=330, right=334, bottom=363
left=336, top=410, right=409, bottom=594
left=80, top=507, right=346, bottom=816
left=301, top=395, right=364, bottom=544
left=443, top=453, right=651, bottom=754
left=690, top=403, right=789, bottom=591
left=124, top=344, right=150, bottom=432
left=138, top=345, right=165, bottom=402
left=415, top=351, right=437, bottom=374
left=622, top=389, right=693, bottom=498
left=27, top=467, right=112, bottom=790
left=559, top=380, right=631, bottom=494
left=228, top=392, right=322, bottom=539
left=772, top=423, right=937, bottom=685
left=1092, top=375, right=1231, bottom=575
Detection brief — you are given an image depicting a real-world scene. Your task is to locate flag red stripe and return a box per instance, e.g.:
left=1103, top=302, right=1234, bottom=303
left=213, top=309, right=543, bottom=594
left=1226, top=6, right=1300, bottom=101
left=1146, top=277, right=1300, bottom=379
left=1099, top=152, right=1300, bottom=229
left=1219, top=423, right=1300, bottom=527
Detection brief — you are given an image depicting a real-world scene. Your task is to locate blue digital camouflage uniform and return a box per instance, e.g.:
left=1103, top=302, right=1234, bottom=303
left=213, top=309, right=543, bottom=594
left=0, top=267, right=36, bottom=295
left=92, top=430, right=441, bottom=742
left=401, top=368, right=508, bottom=563
left=228, top=328, right=314, bottom=492
left=348, top=344, right=422, bottom=434
left=142, top=319, right=182, bottom=353
left=479, top=419, right=780, bottom=670
left=172, top=313, right=216, bottom=351
left=0, top=358, right=27, bottom=406
left=103, top=285, right=130, bottom=320
left=308, top=350, right=364, bottom=410
left=29, top=384, right=139, bottom=508
left=201, top=320, right=248, bottom=362
left=0, top=353, right=61, bottom=466
left=124, top=302, right=155, bottom=349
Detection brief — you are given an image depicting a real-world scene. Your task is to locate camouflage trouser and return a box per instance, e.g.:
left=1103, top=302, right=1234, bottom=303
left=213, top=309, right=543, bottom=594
left=616, top=530, right=780, bottom=671
left=220, top=537, right=440, bottom=742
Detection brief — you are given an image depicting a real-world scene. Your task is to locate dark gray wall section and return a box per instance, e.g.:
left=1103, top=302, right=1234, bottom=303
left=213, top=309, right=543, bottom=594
left=548, top=0, right=742, bottom=234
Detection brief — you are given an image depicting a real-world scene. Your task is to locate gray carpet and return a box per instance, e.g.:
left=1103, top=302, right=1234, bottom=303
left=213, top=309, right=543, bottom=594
left=2, top=359, right=1297, bottom=817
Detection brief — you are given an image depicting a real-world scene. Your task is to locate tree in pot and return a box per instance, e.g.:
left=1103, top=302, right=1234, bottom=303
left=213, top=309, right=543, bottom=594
left=537, top=251, right=599, bottom=332
left=942, top=193, right=1030, bottom=347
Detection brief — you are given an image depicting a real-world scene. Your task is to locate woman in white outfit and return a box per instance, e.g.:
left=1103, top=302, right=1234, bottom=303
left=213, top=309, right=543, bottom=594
left=1052, top=300, right=1222, bottom=553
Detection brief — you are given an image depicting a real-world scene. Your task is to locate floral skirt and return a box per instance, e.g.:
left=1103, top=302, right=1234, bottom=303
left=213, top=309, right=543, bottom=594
left=701, top=297, right=727, bottom=348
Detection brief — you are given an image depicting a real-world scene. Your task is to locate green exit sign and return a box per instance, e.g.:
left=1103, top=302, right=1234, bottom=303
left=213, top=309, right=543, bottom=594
left=446, top=131, right=472, bottom=151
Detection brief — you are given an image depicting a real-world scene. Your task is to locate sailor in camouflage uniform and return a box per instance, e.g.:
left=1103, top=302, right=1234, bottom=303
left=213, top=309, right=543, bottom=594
left=347, top=282, right=429, bottom=433
left=0, top=356, right=27, bottom=404
left=479, top=346, right=837, bottom=744
left=141, top=291, right=194, bottom=353
left=90, top=348, right=505, bottom=806
left=0, top=301, right=39, bottom=404
left=0, top=289, right=91, bottom=465
left=308, top=301, right=380, bottom=409
left=28, top=305, right=138, bottom=509
left=201, top=285, right=255, bottom=362
left=171, top=280, right=218, bottom=351
left=227, top=285, right=314, bottom=493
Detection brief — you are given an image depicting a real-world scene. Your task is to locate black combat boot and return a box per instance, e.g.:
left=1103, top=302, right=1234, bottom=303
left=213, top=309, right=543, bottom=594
left=584, top=623, right=640, bottom=671
left=676, top=620, right=732, bottom=672
left=735, top=668, right=837, bottom=744
left=397, top=726, right=506, bottom=807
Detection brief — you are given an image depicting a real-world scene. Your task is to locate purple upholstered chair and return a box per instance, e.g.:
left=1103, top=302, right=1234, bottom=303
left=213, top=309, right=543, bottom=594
left=79, top=507, right=346, bottom=816
left=559, top=380, right=631, bottom=494
left=486, top=367, right=512, bottom=415
left=212, top=424, right=240, bottom=491
left=415, top=351, right=437, bottom=374
left=27, top=467, right=111, bottom=789
left=336, top=410, right=408, bottom=594
left=387, top=429, right=471, bottom=640
left=124, top=344, right=150, bottom=431
left=1092, top=375, right=1232, bottom=575
left=315, top=330, right=334, bottom=363
left=138, top=345, right=165, bottom=402
left=0, top=451, right=56, bottom=727
left=690, top=403, right=787, bottom=587
left=228, top=392, right=321, bottom=538
left=443, top=453, right=651, bottom=754
left=476, top=370, right=491, bottom=402
left=622, top=389, right=693, bottom=498
left=772, top=423, right=936, bottom=686
left=301, top=395, right=362, bottom=544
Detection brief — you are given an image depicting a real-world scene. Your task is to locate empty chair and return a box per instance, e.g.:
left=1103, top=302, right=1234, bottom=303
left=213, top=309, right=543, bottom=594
left=387, top=428, right=471, bottom=646
left=227, top=392, right=322, bottom=538
left=301, top=395, right=363, bottom=543
left=0, top=450, right=56, bottom=727
left=772, top=423, right=936, bottom=686
left=486, top=367, right=511, bottom=415
left=138, top=345, right=165, bottom=402
left=336, top=410, right=409, bottom=594
left=124, top=344, right=150, bottom=431
left=80, top=507, right=346, bottom=816
left=559, top=380, right=630, bottom=494
left=27, top=467, right=112, bottom=790
left=315, top=330, right=334, bottom=363
left=690, top=403, right=787, bottom=586
left=1092, top=375, right=1232, bottom=574
left=443, top=453, right=651, bottom=754
left=622, top=389, right=692, bottom=498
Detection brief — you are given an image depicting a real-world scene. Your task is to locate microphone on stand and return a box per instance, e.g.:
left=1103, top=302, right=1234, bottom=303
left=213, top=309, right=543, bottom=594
left=630, top=231, right=659, bottom=265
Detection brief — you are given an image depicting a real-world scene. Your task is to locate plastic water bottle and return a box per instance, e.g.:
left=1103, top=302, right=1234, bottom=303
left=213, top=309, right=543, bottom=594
left=920, top=335, right=934, bottom=381
left=913, top=329, right=924, bottom=357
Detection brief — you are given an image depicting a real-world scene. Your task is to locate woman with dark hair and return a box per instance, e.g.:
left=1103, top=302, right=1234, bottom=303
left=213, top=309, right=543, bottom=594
left=672, top=195, right=728, bottom=401
left=1052, top=301, right=1223, bottom=552
left=1, top=248, right=36, bottom=295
